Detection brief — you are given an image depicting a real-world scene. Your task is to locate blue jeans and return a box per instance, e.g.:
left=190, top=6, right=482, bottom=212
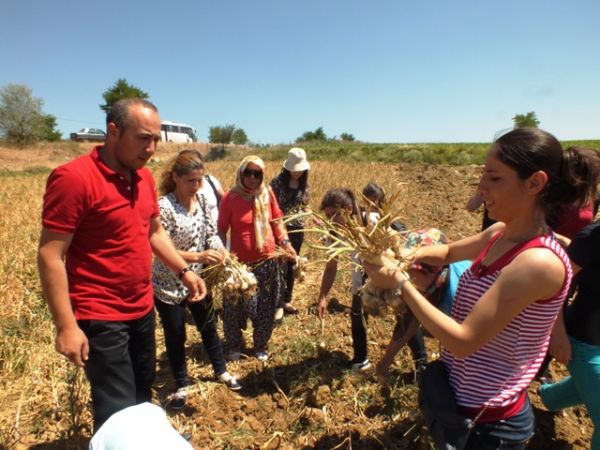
left=539, top=336, right=600, bottom=449
left=464, top=396, right=534, bottom=450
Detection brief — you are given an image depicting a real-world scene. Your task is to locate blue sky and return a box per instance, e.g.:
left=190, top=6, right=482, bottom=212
left=2, top=0, right=599, bottom=144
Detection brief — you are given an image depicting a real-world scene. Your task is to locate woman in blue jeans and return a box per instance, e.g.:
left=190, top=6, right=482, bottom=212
left=539, top=221, right=600, bottom=449
left=152, top=150, right=241, bottom=410
left=363, top=129, right=591, bottom=449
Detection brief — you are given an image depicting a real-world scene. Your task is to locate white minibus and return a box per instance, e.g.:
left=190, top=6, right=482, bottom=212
left=160, top=121, right=197, bottom=143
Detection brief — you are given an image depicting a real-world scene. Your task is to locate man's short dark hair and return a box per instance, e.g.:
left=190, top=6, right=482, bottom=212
left=106, top=98, right=158, bottom=131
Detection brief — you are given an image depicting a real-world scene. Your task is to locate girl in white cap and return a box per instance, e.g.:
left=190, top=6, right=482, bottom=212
left=270, top=147, right=310, bottom=320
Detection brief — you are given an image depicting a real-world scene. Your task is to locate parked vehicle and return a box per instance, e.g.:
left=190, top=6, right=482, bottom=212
left=70, top=128, right=106, bottom=142
left=160, top=121, right=197, bottom=143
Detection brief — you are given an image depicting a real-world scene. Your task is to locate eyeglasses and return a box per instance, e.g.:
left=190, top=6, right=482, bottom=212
left=242, top=168, right=263, bottom=179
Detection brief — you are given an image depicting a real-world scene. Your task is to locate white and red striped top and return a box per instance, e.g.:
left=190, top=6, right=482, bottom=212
left=441, top=233, right=571, bottom=422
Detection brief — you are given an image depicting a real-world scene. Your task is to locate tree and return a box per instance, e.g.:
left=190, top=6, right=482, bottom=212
left=512, top=111, right=540, bottom=129
left=0, top=83, right=49, bottom=146
left=100, top=78, right=149, bottom=112
left=340, top=132, right=355, bottom=142
left=232, top=128, right=248, bottom=145
left=208, top=124, right=236, bottom=144
left=39, top=114, right=62, bottom=141
left=296, top=126, right=327, bottom=142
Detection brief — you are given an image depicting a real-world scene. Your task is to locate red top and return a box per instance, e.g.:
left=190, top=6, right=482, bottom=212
left=553, top=202, right=594, bottom=239
left=42, top=146, right=159, bottom=321
left=217, top=189, right=284, bottom=263
left=442, top=233, right=570, bottom=423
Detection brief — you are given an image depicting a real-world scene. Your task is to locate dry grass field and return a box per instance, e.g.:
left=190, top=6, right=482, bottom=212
left=0, top=143, right=593, bottom=449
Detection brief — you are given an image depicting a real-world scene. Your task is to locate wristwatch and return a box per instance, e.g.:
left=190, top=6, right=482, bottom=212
left=279, top=238, right=291, bottom=246
left=177, top=266, right=193, bottom=279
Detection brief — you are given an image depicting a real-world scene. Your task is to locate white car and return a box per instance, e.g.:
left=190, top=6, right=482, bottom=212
left=70, top=128, right=106, bottom=142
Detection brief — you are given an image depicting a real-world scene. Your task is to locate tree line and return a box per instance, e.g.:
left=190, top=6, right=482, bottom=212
left=1, top=78, right=541, bottom=148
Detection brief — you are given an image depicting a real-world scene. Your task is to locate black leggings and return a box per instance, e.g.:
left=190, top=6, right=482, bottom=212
left=352, top=292, right=427, bottom=366
left=280, top=227, right=304, bottom=306
left=155, top=296, right=226, bottom=387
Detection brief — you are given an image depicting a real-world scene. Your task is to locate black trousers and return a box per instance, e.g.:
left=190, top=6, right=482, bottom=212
left=280, top=227, right=305, bottom=306
left=78, top=309, right=156, bottom=432
left=352, top=292, right=427, bottom=367
left=154, top=296, right=226, bottom=387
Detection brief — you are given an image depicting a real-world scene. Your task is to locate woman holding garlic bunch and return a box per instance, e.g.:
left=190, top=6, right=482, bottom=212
left=363, top=128, right=592, bottom=449
left=153, top=150, right=241, bottom=411
left=218, top=155, right=297, bottom=361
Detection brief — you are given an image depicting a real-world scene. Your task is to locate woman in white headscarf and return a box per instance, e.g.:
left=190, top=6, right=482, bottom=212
left=217, top=155, right=296, bottom=361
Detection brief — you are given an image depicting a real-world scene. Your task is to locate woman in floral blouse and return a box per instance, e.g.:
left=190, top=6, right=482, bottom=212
left=153, top=150, right=241, bottom=410
left=270, top=147, right=310, bottom=320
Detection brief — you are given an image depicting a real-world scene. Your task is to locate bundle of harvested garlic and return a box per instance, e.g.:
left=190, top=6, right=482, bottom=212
left=296, top=183, right=414, bottom=316
left=201, top=254, right=258, bottom=304
left=361, top=279, right=407, bottom=316
left=293, top=256, right=308, bottom=282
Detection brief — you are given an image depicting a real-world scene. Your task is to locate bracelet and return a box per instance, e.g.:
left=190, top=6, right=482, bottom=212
left=279, top=238, right=291, bottom=246
left=177, top=266, right=193, bottom=280
left=397, top=271, right=410, bottom=290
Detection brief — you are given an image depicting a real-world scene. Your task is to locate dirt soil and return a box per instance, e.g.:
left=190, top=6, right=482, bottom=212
left=2, top=143, right=592, bottom=449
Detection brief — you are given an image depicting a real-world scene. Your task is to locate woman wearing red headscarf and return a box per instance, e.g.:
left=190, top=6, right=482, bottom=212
left=218, top=156, right=296, bottom=361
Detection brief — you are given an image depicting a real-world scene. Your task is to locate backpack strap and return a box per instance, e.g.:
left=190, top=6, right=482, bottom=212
left=204, top=175, right=222, bottom=206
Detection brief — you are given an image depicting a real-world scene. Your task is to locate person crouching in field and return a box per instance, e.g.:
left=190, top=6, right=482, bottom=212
left=153, top=150, right=241, bottom=411
left=316, top=187, right=377, bottom=372
left=375, top=228, right=471, bottom=381
left=37, top=99, right=206, bottom=432
left=363, top=128, right=591, bottom=449
left=217, top=156, right=297, bottom=361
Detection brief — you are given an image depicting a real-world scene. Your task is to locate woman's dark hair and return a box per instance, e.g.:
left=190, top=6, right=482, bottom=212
left=280, top=168, right=310, bottom=204
left=494, top=128, right=590, bottom=217
left=564, top=146, right=600, bottom=206
left=319, top=188, right=359, bottom=216
left=159, top=149, right=204, bottom=195
left=362, top=182, right=386, bottom=208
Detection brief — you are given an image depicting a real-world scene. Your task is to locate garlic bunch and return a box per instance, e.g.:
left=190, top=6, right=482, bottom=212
left=360, top=279, right=407, bottom=317
left=221, top=259, right=258, bottom=300
left=292, top=256, right=308, bottom=282
left=201, top=254, right=259, bottom=304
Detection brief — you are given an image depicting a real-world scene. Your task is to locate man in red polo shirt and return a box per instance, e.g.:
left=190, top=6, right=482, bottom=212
left=37, top=98, right=206, bottom=431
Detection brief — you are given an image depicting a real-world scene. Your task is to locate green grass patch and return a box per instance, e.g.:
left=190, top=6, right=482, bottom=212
left=219, top=139, right=600, bottom=165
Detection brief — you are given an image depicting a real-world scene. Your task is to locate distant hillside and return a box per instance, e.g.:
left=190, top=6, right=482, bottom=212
left=2, top=138, right=599, bottom=173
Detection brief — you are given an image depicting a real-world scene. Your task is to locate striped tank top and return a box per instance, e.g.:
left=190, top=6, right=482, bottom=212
left=441, top=233, right=571, bottom=422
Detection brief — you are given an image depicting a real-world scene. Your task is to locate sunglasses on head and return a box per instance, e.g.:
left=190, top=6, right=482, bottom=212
left=242, top=168, right=263, bottom=179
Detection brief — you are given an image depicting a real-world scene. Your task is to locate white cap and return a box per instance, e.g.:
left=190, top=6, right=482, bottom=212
left=283, top=147, right=310, bottom=172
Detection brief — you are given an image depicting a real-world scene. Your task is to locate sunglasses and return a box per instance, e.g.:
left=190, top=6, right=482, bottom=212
left=242, top=168, right=263, bottom=179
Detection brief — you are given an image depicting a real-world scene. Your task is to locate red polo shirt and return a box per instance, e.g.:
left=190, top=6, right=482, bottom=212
left=42, top=146, right=159, bottom=321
